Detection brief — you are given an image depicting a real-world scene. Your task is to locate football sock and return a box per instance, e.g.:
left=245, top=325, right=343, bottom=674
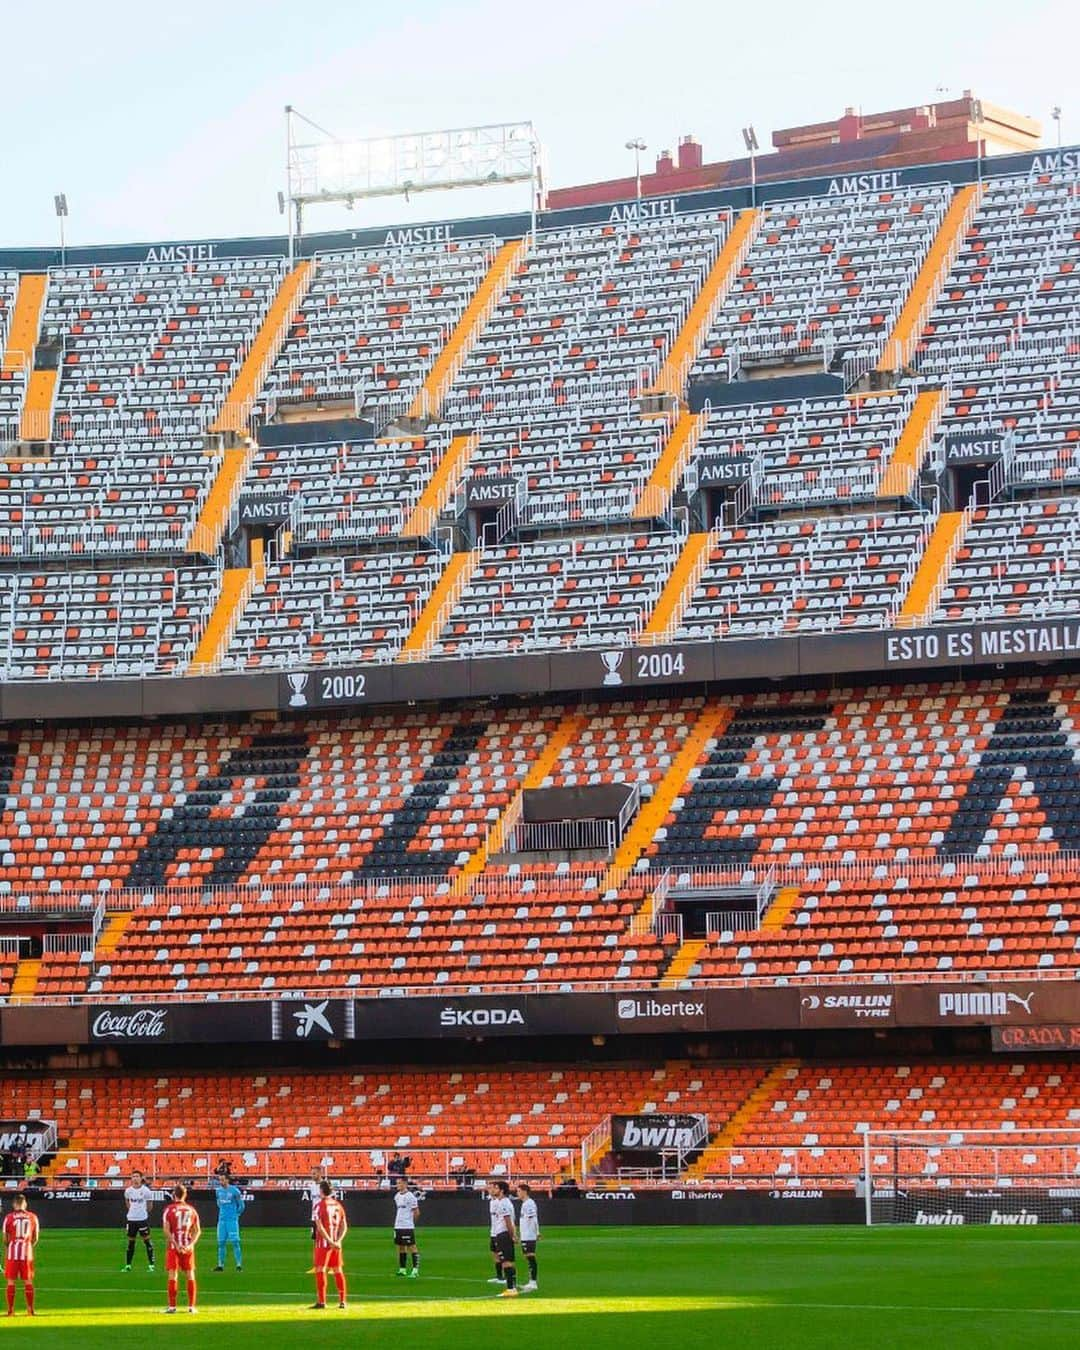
left=504, top=1264, right=516, bottom=1290
left=411, top=1252, right=419, bottom=1270
left=333, top=1271, right=347, bottom=1304
left=399, top=1251, right=408, bottom=1270
left=315, top=1270, right=327, bottom=1305
left=218, top=1240, right=227, bottom=1268
left=6, top=1283, right=14, bottom=1315
left=144, top=1239, right=155, bottom=1266
left=494, top=1262, right=503, bottom=1280
left=24, top=1284, right=34, bottom=1316
left=528, top=1255, right=538, bottom=1281
left=232, top=1239, right=242, bottom=1267
left=186, top=1277, right=196, bottom=1310
left=126, top=1239, right=136, bottom=1265
left=167, top=1278, right=178, bottom=1311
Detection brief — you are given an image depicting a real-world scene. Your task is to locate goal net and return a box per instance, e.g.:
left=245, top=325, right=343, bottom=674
left=863, top=1128, right=1080, bottom=1226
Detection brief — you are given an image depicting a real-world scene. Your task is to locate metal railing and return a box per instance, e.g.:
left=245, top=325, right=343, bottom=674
left=49, top=1146, right=578, bottom=1189
left=42, top=932, right=95, bottom=955
left=505, top=816, right=617, bottom=855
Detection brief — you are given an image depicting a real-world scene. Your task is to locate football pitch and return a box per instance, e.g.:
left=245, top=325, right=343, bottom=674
left=4, top=1224, right=1077, bottom=1348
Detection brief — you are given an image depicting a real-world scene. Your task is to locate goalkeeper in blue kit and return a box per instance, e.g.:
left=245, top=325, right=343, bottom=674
left=211, top=1172, right=246, bottom=1271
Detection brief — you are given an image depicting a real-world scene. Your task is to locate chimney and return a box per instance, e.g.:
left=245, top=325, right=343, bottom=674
left=837, top=107, right=862, bottom=142
left=655, top=149, right=674, bottom=175
left=677, top=135, right=703, bottom=170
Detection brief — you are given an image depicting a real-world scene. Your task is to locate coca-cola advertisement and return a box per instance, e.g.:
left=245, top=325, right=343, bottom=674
left=86, top=1004, right=265, bottom=1044
left=90, top=1008, right=169, bottom=1041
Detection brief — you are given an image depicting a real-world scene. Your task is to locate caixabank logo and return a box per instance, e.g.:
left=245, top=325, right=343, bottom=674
left=616, top=996, right=707, bottom=1031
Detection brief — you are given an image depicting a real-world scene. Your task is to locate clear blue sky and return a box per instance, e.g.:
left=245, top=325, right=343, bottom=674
left=4, top=0, right=1073, bottom=247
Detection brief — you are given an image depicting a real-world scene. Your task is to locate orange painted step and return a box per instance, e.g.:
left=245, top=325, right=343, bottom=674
left=647, top=208, right=761, bottom=399
left=210, top=260, right=313, bottom=434
left=407, top=238, right=526, bottom=420
left=2, top=273, right=47, bottom=374
left=633, top=411, right=705, bottom=520
left=397, top=551, right=478, bottom=659
left=878, top=183, right=982, bottom=373
left=896, top=511, right=966, bottom=624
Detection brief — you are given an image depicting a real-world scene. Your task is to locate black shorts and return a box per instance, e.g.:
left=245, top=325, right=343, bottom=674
left=521, top=1240, right=536, bottom=1256
left=491, top=1232, right=515, bottom=1263
left=394, top=1228, right=417, bottom=1246
left=126, top=1220, right=150, bottom=1239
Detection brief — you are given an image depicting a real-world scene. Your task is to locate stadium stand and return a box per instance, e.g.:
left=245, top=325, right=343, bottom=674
left=692, top=1060, right=1080, bottom=1186
left=1, top=142, right=1080, bottom=1217
left=691, top=184, right=951, bottom=380
left=0, top=563, right=219, bottom=679
left=1, top=1059, right=1075, bottom=1190
left=260, top=237, right=499, bottom=428
left=219, top=549, right=446, bottom=669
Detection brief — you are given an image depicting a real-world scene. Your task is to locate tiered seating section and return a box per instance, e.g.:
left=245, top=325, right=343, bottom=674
left=245, top=433, right=444, bottom=544
left=443, top=212, right=725, bottom=413
left=933, top=497, right=1080, bottom=622
left=699, top=1060, right=1080, bottom=1187
left=220, top=550, right=444, bottom=670
left=0, top=167, right=1073, bottom=676
left=690, top=391, right=912, bottom=510
left=46, top=257, right=287, bottom=439
left=923, top=169, right=1080, bottom=493
left=692, top=185, right=950, bottom=377
left=918, top=171, right=1079, bottom=372
left=2, top=677, right=1078, bottom=997
left=2, top=1061, right=1075, bottom=1189
left=0, top=564, right=217, bottom=679
left=428, top=531, right=682, bottom=657
left=6, top=1062, right=760, bottom=1185
left=261, top=238, right=497, bottom=425
left=674, top=510, right=929, bottom=638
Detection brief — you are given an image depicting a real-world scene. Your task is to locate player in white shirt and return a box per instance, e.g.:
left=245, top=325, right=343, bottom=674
left=515, top=1183, right=540, bottom=1291
left=393, top=1177, right=420, bottom=1278
left=305, top=1167, right=326, bottom=1240
left=486, top=1180, right=518, bottom=1297
left=122, top=1170, right=156, bottom=1272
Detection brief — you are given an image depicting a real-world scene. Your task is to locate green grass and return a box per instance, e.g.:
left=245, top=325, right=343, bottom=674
left=4, top=1225, right=1078, bottom=1348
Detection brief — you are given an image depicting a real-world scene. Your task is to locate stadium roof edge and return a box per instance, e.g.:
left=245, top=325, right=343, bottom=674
left=0, top=143, right=1076, bottom=271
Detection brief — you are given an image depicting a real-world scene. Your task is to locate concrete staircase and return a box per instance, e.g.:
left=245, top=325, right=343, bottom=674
left=895, top=510, right=967, bottom=625
left=210, top=260, right=314, bottom=435
left=188, top=443, right=256, bottom=554
left=640, top=531, right=710, bottom=638
left=2, top=274, right=47, bottom=375
left=399, top=432, right=478, bottom=539
left=94, top=911, right=134, bottom=961
left=187, top=567, right=257, bottom=674
left=660, top=938, right=705, bottom=988
left=407, top=238, right=527, bottom=421
left=877, top=387, right=947, bottom=498
left=608, top=703, right=733, bottom=876
left=878, top=183, right=983, bottom=373
left=397, top=551, right=478, bottom=661
left=633, top=412, right=706, bottom=520
left=646, top=208, right=762, bottom=400
left=9, top=958, right=41, bottom=1006
left=685, top=1062, right=797, bottom=1179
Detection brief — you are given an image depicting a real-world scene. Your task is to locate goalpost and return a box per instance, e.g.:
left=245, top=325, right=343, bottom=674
left=862, top=1128, right=1080, bottom=1226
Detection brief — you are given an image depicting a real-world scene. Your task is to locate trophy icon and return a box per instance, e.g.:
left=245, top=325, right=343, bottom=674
left=601, top=650, right=624, bottom=686
left=287, top=672, right=310, bottom=708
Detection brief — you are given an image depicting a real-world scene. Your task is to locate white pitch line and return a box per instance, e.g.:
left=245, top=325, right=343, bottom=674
left=780, top=1301, right=1080, bottom=1317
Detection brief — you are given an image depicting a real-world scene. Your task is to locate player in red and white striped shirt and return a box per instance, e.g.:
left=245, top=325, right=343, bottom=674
left=162, top=1184, right=202, bottom=1314
left=4, top=1194, right=39, bottom=1317
left=310, top=1180, right=348, bottom=1310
